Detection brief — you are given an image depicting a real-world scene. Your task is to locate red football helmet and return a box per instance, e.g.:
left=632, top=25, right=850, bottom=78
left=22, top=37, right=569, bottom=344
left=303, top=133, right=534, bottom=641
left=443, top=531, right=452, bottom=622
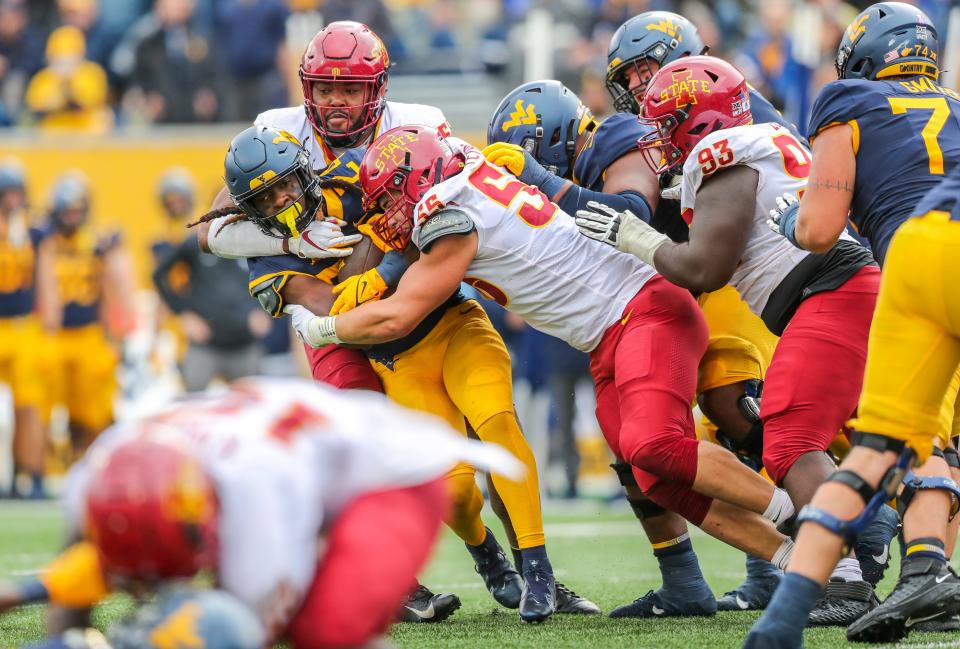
left=637, top=56, right=752, bottom=175
left=85, top=435, right=219, bottom=582
left=300, top=21, right=390, bottom=148
left=359, top=125, right=465, bottom=250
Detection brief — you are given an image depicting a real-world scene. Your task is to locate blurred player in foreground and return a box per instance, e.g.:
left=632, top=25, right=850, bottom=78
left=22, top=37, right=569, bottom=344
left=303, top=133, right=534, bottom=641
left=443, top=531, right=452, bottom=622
left=0, top=377, right=523, bottom=648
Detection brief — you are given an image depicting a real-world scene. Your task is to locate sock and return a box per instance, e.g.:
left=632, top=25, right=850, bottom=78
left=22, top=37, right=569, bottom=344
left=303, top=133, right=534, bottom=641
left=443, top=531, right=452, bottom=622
left=763, top=488, right=795, bottom=526
left=29, top=473, right=44, bottom=499
left=830, top=556, right=863, bottom=581
left=519, top=544, right=552, bottom=576
left=904, top=536, right=947, bottom=563
left=652, top=535, right=712, bottom=599
left=747, top=572, right=822, bottom=642
left=771, top=538, right=795, bottom=571
left=475, top=413, right=545, bottom=548
left=744, top=554, right=782, bottom=581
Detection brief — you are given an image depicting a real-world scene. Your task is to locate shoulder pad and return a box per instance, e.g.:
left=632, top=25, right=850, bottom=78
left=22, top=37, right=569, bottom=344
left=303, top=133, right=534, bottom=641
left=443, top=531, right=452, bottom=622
left=416, top=208, right=475, bottom=252
left=807, top=80, right=870, bottom=140
left=250, top=275, right=286, bottom=317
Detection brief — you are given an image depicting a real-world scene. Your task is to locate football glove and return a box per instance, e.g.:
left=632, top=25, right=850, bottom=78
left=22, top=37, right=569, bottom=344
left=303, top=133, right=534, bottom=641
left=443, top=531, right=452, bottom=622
left=481, top=142, right=529, bottom=177
left=287, top=218, right=363, bottom=259
left=766, top=193, right=802, bottom=248
left=284, top=304, right=340, bottom=347
left=575, top=201, right=670, bottom=266
left=330, top=267, right=388, bottom=315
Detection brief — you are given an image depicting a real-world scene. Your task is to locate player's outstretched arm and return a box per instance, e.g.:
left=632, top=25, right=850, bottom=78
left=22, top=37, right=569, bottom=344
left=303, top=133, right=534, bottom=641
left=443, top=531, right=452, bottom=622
left=288, top=231, right=478, bottom=347
left=793, top=125, right=857, bottom=253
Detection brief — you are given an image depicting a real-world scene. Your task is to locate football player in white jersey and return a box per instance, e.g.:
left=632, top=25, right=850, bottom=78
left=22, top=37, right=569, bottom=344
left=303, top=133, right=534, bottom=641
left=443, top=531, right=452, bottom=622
left=283, top=124, right=810, bottom=570
left=575, top=55, right=893, bottom=624
left=0, top=378, right=523, bottom=648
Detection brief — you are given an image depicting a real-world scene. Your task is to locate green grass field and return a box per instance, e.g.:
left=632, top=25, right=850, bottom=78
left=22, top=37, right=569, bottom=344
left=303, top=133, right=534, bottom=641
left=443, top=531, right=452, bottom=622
left=0, top=499, right=956, bottom=649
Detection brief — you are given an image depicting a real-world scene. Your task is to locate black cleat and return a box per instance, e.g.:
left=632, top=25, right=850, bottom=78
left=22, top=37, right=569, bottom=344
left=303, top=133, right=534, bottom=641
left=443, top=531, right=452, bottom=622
left=465, top=527, right=523, bottom=609
left=554, top=582, right=601, bottom=615
left=807, top=578, right=876, bottom=626
left=912, top=613, right=960, bottom=632
left=609, top=589, right=716, bottom=618
left=519, top=564, right=556, bottom=623
left=846, top=558, right=960, bottom=643
left=398, top=585, right=461, bottom=623
left=718, top=557, right=781, bottom=612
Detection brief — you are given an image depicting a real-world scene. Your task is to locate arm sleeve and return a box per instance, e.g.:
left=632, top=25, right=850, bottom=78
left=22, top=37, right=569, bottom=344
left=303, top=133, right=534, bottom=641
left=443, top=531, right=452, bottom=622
left=152, top=237, right=195, bottom=314
left=556, top=187, right=652, bottom=223
left=207, top=217, right=286, bottom=259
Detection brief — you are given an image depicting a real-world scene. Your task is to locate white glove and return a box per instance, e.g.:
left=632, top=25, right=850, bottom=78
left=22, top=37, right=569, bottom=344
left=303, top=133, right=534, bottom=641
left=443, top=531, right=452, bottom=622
left=575, top=201, right=670, bottom=266
left=283, top=304, right=341, bottom=347
left=765, top=192, right=799, bottom=236
left=287, top=218, right=363, bottom=259
left=660, top=175, right=682, bottom=201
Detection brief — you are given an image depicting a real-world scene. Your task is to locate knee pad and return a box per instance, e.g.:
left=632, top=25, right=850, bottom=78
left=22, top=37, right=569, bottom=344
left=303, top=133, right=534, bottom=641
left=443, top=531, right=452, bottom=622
left=625, top=492, right=668, bottom=520
left=944, top=446, right=960, bottom=470
left=797, top=433, right=915, bottom=547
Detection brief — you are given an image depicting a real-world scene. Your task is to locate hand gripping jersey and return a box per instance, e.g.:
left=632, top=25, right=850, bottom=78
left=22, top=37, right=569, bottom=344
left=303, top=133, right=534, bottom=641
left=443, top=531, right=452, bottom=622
left=807, top=76, right=960, bottom=264
left=679, top=123, right=861, bottom=325
left=412, top=141, right=656, bottom=352
left=255, top=101, right=450, bottom=169
left=63, top=378, right=520, bottom=635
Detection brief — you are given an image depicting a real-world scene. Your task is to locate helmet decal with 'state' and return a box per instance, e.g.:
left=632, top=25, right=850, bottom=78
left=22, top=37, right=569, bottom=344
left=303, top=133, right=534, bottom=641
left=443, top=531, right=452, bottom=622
left=358, top=125, right=465, bottom=251
left=637, top=56, right=752, bottom=175
left=486, top=80, right=597, bottom=179
left=836, top=2, right=939, bottom=81
left=606, top=11, right=708, bottom=114
left=300, top=21, right=391, bottom=149
left=224, top=125, right=321, bottom=238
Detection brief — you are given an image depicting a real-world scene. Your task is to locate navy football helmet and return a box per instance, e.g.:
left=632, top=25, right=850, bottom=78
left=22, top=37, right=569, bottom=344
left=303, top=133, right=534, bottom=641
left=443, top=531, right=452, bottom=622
left=49, top=172, right=90, bottom=235
left=836, top=2, right=939, bottom=81
left=224, top=125, right=321, bottom=238
left=487, top=80, right=596, bottom=178
left=0, top=159, right=25, bottom=196
left=606, top=11, right=707, bottom=113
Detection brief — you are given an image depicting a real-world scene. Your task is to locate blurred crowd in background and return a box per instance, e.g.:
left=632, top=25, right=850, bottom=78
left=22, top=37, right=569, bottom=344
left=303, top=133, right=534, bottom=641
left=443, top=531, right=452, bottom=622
left=0, top=0, right=956, bottom=500
left=1, top=0, right=953, bottom=132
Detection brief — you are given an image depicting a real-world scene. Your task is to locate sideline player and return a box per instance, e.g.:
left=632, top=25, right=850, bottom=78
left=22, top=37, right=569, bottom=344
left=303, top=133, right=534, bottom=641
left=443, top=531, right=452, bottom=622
left=39, top=173, right=133, bottom=457
left=0, top=161, right=52, bottom=498
left=0, top=377, right=524, bottom=648
left=287, top=125, right=805, bottom=569
left=748, top=4, right=960, bottom=645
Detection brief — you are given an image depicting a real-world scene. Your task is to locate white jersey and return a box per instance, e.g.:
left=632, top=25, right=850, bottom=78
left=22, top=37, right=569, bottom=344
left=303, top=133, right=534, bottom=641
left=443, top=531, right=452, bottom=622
left=63, top=378, right=520, bottom=639
left=679, top=123, right=854, bottom=316
left=411, top=142, right=656, bottom=352
left=255, top=101, right=449, bottom=169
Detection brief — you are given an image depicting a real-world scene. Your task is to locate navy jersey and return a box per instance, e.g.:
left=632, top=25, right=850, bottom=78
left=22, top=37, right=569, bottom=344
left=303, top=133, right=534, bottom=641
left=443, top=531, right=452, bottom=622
left=0, top=225, right=43, bottom=318
left=45, top=227, right=120, bottom=328
left=913, top=163, right=960, bottom=220
left=807, top=76, right=960, bottom=264
left=573, top=112, right=647, bottom=191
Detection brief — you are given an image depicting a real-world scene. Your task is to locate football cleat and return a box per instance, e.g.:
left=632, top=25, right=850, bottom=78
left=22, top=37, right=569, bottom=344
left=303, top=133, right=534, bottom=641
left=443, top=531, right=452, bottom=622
left=717, top=556, right=781, bottom=611
left=554, top=582, right=601, bottom=615
left=846, top=558, right=960, bottom=642
left=397, top=585, right=461, bottom=623
left=465, top=527, right=523, bottom=609
left=912, top=613, right=960, bottom=632
left=852, top=504, right=900, bottom=586
left=806, top=578, right=877, bottom=627
left=519, top=563, right=556, bottom=623
left=609, top=589, right=717, bottom=618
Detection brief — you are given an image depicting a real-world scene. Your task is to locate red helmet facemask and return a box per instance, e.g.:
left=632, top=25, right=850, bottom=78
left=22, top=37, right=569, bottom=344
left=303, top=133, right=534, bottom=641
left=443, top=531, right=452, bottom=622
left=359, top=125, right=465, bottom=251
left=300, top=21, right=390, bottom=149
left=85, top=436, right=219, bottom=583
left=637, top=56, right=753, bottom=176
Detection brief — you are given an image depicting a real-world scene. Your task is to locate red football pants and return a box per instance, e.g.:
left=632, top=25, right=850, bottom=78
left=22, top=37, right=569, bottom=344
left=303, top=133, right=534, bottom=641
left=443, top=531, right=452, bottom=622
left=287, top=479, right=449, bottom=649
left=761, top=266, right=880, bottom=484
left=590, top=277, right=712, bottom=524
left=304, top=343, right=383, bottom=392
